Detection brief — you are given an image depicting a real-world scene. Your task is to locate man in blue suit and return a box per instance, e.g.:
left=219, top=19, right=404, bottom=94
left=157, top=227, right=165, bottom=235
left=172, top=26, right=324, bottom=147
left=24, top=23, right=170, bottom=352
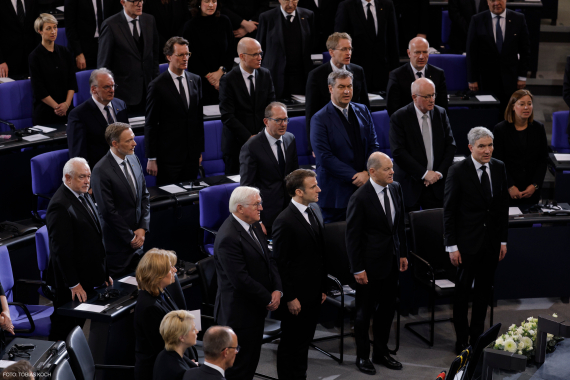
left=310, top=69, right=379, bottom=223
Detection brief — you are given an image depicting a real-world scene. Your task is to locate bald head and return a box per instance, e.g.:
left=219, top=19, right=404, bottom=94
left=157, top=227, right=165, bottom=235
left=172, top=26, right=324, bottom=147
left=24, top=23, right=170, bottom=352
left=408, top=37, right=430, bottom=71
left=412, top=78, right=436, bottom=113
left=367, top=152, right=394, bottom=187
left=238, top=38, right=262, bottom=73
left=237, top=37, right=260, bottom=55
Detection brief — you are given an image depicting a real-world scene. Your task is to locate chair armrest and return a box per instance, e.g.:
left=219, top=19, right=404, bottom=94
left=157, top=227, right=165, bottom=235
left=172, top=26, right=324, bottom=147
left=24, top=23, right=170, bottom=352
left=408, top=251, right=435, bottom=282
left=8, top=302, right=36, bottom=334
left=198, top=165, right=206, bottom=179
left=201, top=227, right=218, bottom=236
left=94, top=365, right=135, bottom=371
left=16, top=279, right=46, bottom=286
left=35, top=193, right=53, bottom=201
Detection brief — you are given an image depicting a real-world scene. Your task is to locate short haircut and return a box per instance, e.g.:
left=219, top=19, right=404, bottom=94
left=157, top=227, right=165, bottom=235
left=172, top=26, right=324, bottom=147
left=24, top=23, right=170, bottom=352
left=163, top=36, right=189, bottom=57
left=366, top=152, right=390, bottom=171
left=136, top=248, right=177, bottom=297
left=504, top=89, right=534, bottom=123
left=202, top=326, right=234, bottom=360
left=285, top=169, right=316, bottom=197
left=468, top=127, right=494, bottom=146
left=105, top=122, right=131, bottom=147
left=34, top=13, right=57, bottom=33
left=237, top=37, right=259, bottom=55
left=408, top=36, right=430, bottom=51
left=189, top=0, right=221, bottom=17
left=89, top=68, right=114, bottom=87
left=327, top=69, right=353, bottom=87
left=1, top=360, right=35, bottom=380
left=159, top=310, right=196, bottom=351
left=62, top=157, right=90, bottom=182
left=411, top=77, right=435, bottom=96
left=326, top=32, right=352, bottom=51
left=264, top=102, right=287, bottom=118
left=229, top=186, right=260, bottom=213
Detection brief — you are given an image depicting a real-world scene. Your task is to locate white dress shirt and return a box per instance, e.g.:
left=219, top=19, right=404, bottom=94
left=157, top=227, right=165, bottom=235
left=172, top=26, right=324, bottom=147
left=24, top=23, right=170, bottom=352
left=92, top=0, right=102, bottom=38
left=239, top=64, right=256, bottom=95
left=291, top=199, right=311, bottom=225
left=92, top=95, right=117, bottom=123
left=124, top=10, right=141, bottom=36
left=330, top=60, right=346, bottom=72
left=361, top=0, right=378, bottom=35
left=203, top=362, right=225, bottom=377
left=280, top=6, right=296, bottom=22
left=110, top=149, right=137, bottom=192
left=168, top=68, right=190, bottom=108
left=264, top=128, right=286, bottom=164
left=492, top=10, right=526, bottom=81
left=413, top=104, right=442, bottom=180
left=410, top=63, right=426, bottom=79
left=11, top=0, right=25, bottom=14
left=332, top=100, right=350, bottom=114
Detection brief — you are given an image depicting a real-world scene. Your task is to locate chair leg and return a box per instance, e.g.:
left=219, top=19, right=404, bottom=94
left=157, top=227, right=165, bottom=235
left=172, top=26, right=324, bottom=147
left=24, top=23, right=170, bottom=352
left=254, top=373, right=278, bottom=380
left=310, top=306, right=353, bottom=364
left=429, top=291, right=435, bottom=347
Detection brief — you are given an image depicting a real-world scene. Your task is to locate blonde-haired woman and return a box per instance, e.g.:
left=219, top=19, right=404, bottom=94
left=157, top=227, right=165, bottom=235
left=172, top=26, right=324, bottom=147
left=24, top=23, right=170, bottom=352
left=134, top=249, right=196, bottom=380
left=153, top=310, right=198, bottom=380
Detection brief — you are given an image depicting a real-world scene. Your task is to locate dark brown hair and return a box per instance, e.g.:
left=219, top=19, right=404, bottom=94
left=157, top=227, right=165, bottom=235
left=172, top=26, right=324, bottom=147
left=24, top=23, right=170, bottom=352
left=163, top=36, right=189, bottom=57
left=285, top=169, right=316, bottom=198
left=504, top=89, right=534, bottom=124
left=104, top=122, right=131, bottom=147
left=190, top=0, right=221, bottom=18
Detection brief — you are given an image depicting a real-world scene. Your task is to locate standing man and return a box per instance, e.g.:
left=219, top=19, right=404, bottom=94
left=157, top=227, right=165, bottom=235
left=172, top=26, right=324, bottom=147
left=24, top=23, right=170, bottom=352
left=257, top=0, right=314, bottom=99
left=386, top=37, right=448, bottom=117
left=97, top=0, right=159, bottom=114
left=67, top=68, right=129, bottom=168
left=145, top=37, right=204, bottom=185
left=334, top=0, right=400, bottom=92
left=183, top=326, right=238, bottom=380
left=444, top=127, right=509, bottom=353
left=219, top=37, right=276, bottom=175
left=389, top=78, right=456, bottom=212
left=305, top=32, right=370, bottom=151
left=45, top=157, right=110, bottom=341
left=240, top=102, right=299, bottom=237
left=273, top=169, right=327, bottom=380
left=311, top=69, right=379, bottom=223
left=91, top=123, right=150, bottom=278
left=214, top=186, right=282, bottom=380
left=346, top=152, right=408, bottom=374
left=466, top=0, right=530, bottom=110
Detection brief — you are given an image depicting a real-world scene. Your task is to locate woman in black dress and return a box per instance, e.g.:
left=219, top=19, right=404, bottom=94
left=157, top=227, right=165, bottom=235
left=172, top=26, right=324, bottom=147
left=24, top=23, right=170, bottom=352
left=29, top=14, right=77, bottom=125
left=182, top=0, right=234, bottom=105
left=493, top=90, right=548, bottom=206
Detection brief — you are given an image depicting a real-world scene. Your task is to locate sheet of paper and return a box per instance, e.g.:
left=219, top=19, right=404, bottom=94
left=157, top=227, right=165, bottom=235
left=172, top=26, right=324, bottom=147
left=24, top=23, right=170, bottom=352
left=128, top=116, right=145, bottom=123
left=453, top=156, right=466, bottom=162
left=0, top=78, right=15, bottom=83
left=56, top=6, right=64, bottom=12
left=475, top=95, right=497, bottom=102
left=189, top=309, right=202, bottom=330
left=159, top=184, right=187, bottom=194
left=75, top=303, right=107, bottom=313
left=203, top=105, right=221, bottom=116
left=509, top=207, right=522, bottom=216
left=368, top=93, right=383, bottom=100
left=311, top=54, right=323, bottom=60
left=291, top=95, right=305, bottom=103
left=119, top=276, right=138, bottom=286
left=435, top=279, right=455, bottom=288
left=227, top=175, right=241, bottom=182
left=311, top=165, right=316, bottom=169
left=22, top=134, right=50, bottom=142
left=554, top=153, right=570, bottom=162
left=30, top=126, right=57, bottom=133
left=183, top=182, right=209, bottom=189
left=0, top=360, right=18, bottom=369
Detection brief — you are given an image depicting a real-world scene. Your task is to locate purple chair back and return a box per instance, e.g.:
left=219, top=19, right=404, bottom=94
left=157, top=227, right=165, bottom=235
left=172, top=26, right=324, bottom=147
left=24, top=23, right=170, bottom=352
left=30, top=149, right=70, bottom=218
left=371, top=110, right=392, bottom=157
left=134, top=135, right=156, bottom=187
left=202, top=120, right=225, bottom=177
left=552, top=111, right=570, bottom=153
left=287, top=116, right=315, bottom=165
left=427, top=54, right=468, bottom=92
left=73, top=69, right=94, bottom=107
left=0, top=79, right=34, bottom=131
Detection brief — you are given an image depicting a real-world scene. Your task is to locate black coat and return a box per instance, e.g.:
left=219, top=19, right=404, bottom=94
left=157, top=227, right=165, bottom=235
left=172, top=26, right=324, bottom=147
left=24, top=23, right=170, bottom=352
left=214, top=216, right=282, bottom=329
left=219, top=0, right=269, bottom=29
left=300, top=0, right=342, bottom=53
left=67, top=98, right=129, bottom=167
left=153, top=349, right=197, bottom=380
left=219, top=66, right=276, bottom=156
left=183, top=365, right=225, bottom=380
left=305, top=62, right=370, bottom=150
left=443, top=157, right=509, bottom=256
left=563, top=56, right=570, bottom=135
left=386, top=63, right=448, bottom=116
left=389, top=103, right=456, bottom=206
left=143, top=0, right=190, bottom=60
left=394, top=0, right=429, bottom=52
left=97, top=11, right=160, bottom=105
left=346, top=180, right=408, bottom=280
left=239, top=131, right=299, bottom=234
left=448, top=0, right=486, bottom=53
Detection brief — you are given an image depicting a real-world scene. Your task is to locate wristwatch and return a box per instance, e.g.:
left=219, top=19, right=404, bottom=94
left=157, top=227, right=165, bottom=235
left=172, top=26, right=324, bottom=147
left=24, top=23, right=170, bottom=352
left=533, top=183, right=539, bottom=190
left=219, top=66, right=226, bottom=74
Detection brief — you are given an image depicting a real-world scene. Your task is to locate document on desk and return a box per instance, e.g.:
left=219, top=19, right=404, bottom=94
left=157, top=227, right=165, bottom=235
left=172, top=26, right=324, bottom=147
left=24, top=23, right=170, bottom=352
left=475, top=95, right=497, bottom=102
left=22, top=134, right=50, bottom=142
left=227, top=175, right=241, bottom=182
left=368, top=93, right=383, bottom=101
left=189, top=309, right=202, bottom=330
left=203, top=105, right=221, bottom=117
left=75, top=304, right=107, bottom=313
left=509, top=207, right=523, bottom=216
left=311, top=54, right=323, bottom=60
left=119, top=276, right=138, bottom=286
left=554, top=153, right=570, bottom=162
left=159, top=184, right=187, bottom=194
left=291, top=95, right=305, bottom=103
left=453, top=156, right=466, bottom=162
left=0, top=360, right=18, bottom=369
left=30, top=126, right=57, bottom=133
left=435, top=279, right=455, bottom=289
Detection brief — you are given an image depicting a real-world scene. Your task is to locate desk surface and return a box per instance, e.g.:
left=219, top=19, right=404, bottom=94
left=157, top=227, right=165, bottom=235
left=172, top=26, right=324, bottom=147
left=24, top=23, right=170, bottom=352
left=549, top=153, right=570, bottom=170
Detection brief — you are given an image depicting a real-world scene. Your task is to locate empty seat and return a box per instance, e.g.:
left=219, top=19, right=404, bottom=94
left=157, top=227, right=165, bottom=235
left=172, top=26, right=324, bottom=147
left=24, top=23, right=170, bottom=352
left=287, top=115, right=315, bottom=165
left=73, top=70, right=94, bottom=107
left=552, top=111, right=570, bottom=153
left=30, top=149, right=70, bottom=219
left=159, top=63, right=168, bottom=74
left=202, top=120, right=225, bottom=177
left=371, top=110, right=392, bottom=157
left=427, top=54, right=468, bottom=92
left=0, top=79, right=34, bottom=131
left=441, top=11, right=451, bottom=49
left=55, top=27, right=68, bottom=47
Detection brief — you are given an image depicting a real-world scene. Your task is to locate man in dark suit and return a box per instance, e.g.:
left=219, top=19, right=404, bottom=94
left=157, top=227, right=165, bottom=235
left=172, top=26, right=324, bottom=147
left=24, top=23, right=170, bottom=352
left=394, top=0, right=429, bottom=54
left=563, top=56, right=570, bottom=141
left=0, top=0, right=38, bottom=79
left=67, top=68, right=129, bottom=168
left=64, top=0, right=121, bottom=70
left=183, top=326, right=238, bottom=380
left=214, top=186, right=282, bottom=380
left=273, top=169, right=327, bottom=380
left=145, top=37, right=204, bottom=185
left=311, top=69, right=379, bottom=223
left=448, top=0, right=488, bottom=53
left=45, top=157, right=109, bottom=341
left=466, top=0, right=530, bottom=110
left=389, top=78, right=456, bottom=212
left=91, top=123, right=150, bottom=278
left=306, top=32, right=370, bottom=151
left=346, top=152, right=408, bottom=374
left=300, top=0, right=342, bottom=53
left=240, top=102, right=299, bottom=236
left=386, top=37, right=448, bottom=116
left=335, top=0, right=399, bottom=92
left=257, top=0, right=314, bottom=99
left=219, top=37, right=276, bottom=175
left=97, top=0, right=159, bottom=114
left=444, top=126, right=509, bottom=353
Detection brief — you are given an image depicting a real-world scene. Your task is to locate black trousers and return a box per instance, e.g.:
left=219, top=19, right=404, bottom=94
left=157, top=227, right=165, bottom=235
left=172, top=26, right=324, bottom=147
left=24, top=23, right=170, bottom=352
left=223, top=153, right=240, bottom=175
left=354, top=256, right=398, bottom=359
left=156, top=154, right=200, bottom=186
left=49, top=286, right=87, bottom=342
left=277, top=299, right=321, bottom=380
left=452, top=234, right=499, bottom=345
left=225, top=324, right=265, bottom=380
left=405, top=185, right=443, bottom=214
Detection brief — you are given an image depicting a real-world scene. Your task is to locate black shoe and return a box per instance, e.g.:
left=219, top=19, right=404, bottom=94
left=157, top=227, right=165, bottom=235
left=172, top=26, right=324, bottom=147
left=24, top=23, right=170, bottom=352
left=455, top=341, right=469, bottom=355
left=372, top=354, right=403, bottom=370
left=355, top=358, right=376, bottom=375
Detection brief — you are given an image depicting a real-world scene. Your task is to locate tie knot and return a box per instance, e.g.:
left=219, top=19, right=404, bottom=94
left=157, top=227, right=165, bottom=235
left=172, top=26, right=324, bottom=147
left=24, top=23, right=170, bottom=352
left=248, top=74, right=254, bottom=80
left=287, top=15, right=292, bottom=21
left=131, top=19, right=138, bottom=24
left=122, top=160, right=127, bottom=166
left=417, top=72, right=422, bottom=78
left=367, top=2, right=371, bottom=8
left=481, top=165, right=487, bottom=172
left=276, top=140, right=282, bottom=146
left=177, top=76, right=183, bottom=81
left=422, top=113, right=428, bottom=119
left=496, top=15, right=501, bottom=19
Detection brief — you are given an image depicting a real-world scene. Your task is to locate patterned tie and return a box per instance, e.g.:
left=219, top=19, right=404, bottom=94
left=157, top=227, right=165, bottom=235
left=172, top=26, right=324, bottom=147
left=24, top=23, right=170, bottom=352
left=121, top=160, right=137, bottom=198
left=495, top=16, right=503, bottom=53
left=342, top=108, right=349, bottom=120
left=131, top=19, right=140, bottom=42
left=480, top=165, right=492, bottom=202
left=421, top=114, right=433, bottom=171
left=104, top=105, right=114, bottom=124
left=177, top=76, right=189, bottom=110
left=275, top=140, right=286, bottom=176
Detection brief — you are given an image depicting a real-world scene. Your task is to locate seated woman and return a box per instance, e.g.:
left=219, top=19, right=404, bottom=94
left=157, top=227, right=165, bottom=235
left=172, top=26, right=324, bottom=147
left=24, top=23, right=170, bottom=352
left=29, top=14, right=77, bottom=125
left=153, top=310, right=198, bottom=380
left=1, top=283, right=15, bottom=351
left=134, top=248, right=196, bottom=380
left=493, top=90, right=548, bottom=206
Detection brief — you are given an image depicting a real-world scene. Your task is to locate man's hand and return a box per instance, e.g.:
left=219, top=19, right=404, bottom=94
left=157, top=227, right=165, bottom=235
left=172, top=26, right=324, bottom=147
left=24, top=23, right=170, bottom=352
left=449, top=250, right=462, bottom=267
left=400, top=257, right=408, bottom=272
left=267, top=291, right=281, bottom=311
left=0, top=311, right=14, bottom=335
left=517, top=80, right=526, bottom=90
left=76, top=53, right=87, bottom=70
left=424, top=170, right=441, bottom=186
left=499, top=245, right=507, bottom=261
left=352, top=171, right=369, bottom=187
left=131, top=228, right=146, bottom=249
left=312, top=151, right=315, bottom=158
left=260, top=223, right=267, bottom=235
left=321, top=293, right=326, bottom=304
left=287, top=298, right=301, bottom=315
left=354, top=271, right=368, bottom=285
left=233, top=27, right=247, bottom=38
left=508, top=186, right=522, bottom=200
left=520, top=185, right=535, bottom=199
left=469, top=82, right=479, bottom=92
left=147, top=160, right=158, bottom=176
left=105, top=277, right=114, bottom=287
left=71, top=284, right=88, bottom=302
left=0, top=62, right=8, bottom=78
left=241, top=20, right=259, bottom=33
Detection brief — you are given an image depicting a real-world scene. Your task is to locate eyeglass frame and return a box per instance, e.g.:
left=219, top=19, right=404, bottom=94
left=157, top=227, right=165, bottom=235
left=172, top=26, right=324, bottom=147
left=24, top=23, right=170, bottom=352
left=126, top=0, right=144, bottom=5
left=414, top=93, right=437, bottom=100
left=222, top=345, right=241, bottom=353
left=172, top=52, right=192, bottom=58
left=94, top=84, right=118, bottom=91
left=244, top=201, right=263, bottom=209
left=267, top=117, right=289, bottom=125
left=333, top=47, right=353, bottom=53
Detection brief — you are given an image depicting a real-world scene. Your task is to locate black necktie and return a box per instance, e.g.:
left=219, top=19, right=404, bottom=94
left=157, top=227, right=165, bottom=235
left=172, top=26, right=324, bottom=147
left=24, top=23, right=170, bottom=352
left=131, top=19, right=140, bottom=42
left=286, top=15, right=293, bottom=23
left=121, top=160, right=137, bottom=198
left=96, top=0, right=104, bottom=33
left=177, top=76, right=189, bottom=110
left=417, top=72, right=423, bottom=78
left=248, top=225, right=264, bottom=254
left=275, top=140, right=286, bottom=176
left=306, top=208, right=320, bottom=237
left=480, top=165, right=492, bottom=202
left=79, top=194, right=101, bottom=232
left=366, top=3, right=376, bottom=37
left=248, top=74, right=255, bottom=104
left=495, top=16, right=503, bottom=53
left=104, top=105, right=114, bottom=124
left=17, top=0, right=25, bottom=26
left=383, top=188, right=393, bottom=230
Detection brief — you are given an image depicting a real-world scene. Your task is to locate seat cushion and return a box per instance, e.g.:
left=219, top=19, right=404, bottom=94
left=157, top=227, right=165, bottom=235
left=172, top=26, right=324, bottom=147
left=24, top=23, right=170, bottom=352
left=13, top=305, right=54, bottom=337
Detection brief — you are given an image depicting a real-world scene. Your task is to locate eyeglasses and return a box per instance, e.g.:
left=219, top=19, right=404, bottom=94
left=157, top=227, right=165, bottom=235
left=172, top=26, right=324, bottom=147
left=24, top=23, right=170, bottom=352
left=282, top=0, right=299, bottom=3
left=415, top=93, right=437, bottom=100
left=96, top=84, right=118, bottom=91
left=126, top=0, right=144, bottom=5
left=222, top=345, right=241, bottom=353
left=245, top=201, right=263, bottom=208
left=334, top=47, right=353, bottom=53
left=202, top=0, right=217, bottom=3
left=243, top=52, right=264, bottom=59
left=267, top=117, right=289, bottom=125
left=173, top=52, right=192, bottom=58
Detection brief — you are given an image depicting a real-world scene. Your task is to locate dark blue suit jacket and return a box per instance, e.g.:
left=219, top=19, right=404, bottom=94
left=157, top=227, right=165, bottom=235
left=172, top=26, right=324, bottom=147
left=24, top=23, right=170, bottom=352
left=310, top=101, right=379, bottom=209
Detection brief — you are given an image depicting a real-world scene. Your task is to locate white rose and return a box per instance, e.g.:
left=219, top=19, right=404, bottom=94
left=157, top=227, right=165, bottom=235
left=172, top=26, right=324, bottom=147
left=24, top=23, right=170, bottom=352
left=496, top=337, right=504, bottom=345
left=529, top=330, right=535, bottom=336
left=518, top=340, right=526, bottom=350
left=505, top=339, right=517, bottom=353
left=547, top=333, right=553, bottom=342
left=522, top=337, right=533, bottom=348
left=509, top=324, right=517, bottom=331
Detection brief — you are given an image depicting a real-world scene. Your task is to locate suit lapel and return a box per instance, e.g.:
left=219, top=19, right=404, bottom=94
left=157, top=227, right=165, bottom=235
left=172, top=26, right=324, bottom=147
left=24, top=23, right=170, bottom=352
left=484, top=12, right=499, bottom=54
left=109, top=99, right=124, bottom=120
left=63, top=186, right=101, bottom=234
left=275, top=8, right=285, bottom=60
left=141, top=15, right=151, bottom=58
left=259, top=131, right=282, bottom=176
left=466, top=156, right=486, bottom=200
left=235, top=67, right=252, bottom=103
left=290, top=203, right=317, bottom=242
left=366, top=181, right=391, bottom=230
left=489, top=159, right=501, bottom=200
left=108, top=152, right=137, bottom=203
left=429, top=109, right=443, bottom=162
left=233, top=218, right=266, bottom=260
left=127, top=155, right=142, bottom=200
left=186, top=75, right=196, bottom=111
left=407, top=104, right=427, bottom=159
left=87, top=98, right=109, bottom=128
left=387, top=183, right=398, bottom=231
left=503, top=10, right=514, bottom=52
left=165, top=72, right=187, bottom=110
left=298, top=9, right=309, bottom=56
left=326, top=102, right=351, bottom=147
left=354, top=0, right=368, bottom=32
left=118, top=12, right=140, bottom=57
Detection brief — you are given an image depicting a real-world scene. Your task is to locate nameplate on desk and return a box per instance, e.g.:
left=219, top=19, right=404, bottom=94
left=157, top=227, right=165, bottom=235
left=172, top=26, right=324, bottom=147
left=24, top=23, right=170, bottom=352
left=203, top=105, right=221, bottom=117
left=22, top=134, right=50, bottom=142
left=74, top=304, right=107, bottom=313
left=554, top=153, right=570, bottom=162
left=119, top=276, right=138, bottom=286
left=311, top=54, right=323, bottom=60
left=368, top=93, right=383, bottom=101
left=183, top=182, right=209, bottom=189
left=475, top=95, right=497, bottom=102
left=435, top=279, right=455, bottom=289
left=291, top=95, right=305, bottom=103
left=453, top=156, right=466, bottom=162
left=159, top=185, right=187, bottom=194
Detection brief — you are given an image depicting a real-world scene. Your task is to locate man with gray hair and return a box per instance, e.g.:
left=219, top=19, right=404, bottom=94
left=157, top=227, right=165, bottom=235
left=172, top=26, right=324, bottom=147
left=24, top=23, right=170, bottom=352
left=45, top=157, right=109, bottom=341
left=310, top=69, right=379, bottom=223
left=444, top=126, right=509, bottom=354
left=214, top=186, right=282, bottom=380
left=183, top=326, right=238, bottom=380
left=67, top=68, right=129, bottom=167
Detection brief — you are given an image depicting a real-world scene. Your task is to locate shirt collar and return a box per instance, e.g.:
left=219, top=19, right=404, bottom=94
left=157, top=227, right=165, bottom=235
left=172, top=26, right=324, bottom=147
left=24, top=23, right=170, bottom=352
left=64, top=183, right=83, bottom=198
left=232, top=213, right=252, bottom=233
left=110, top=149, right=127, bottom=165
left=492, top=9, right=507, bottom=19
left=203, top=362, right=225, bottom=377
left=361, top=0, right=375, bottom=9
left=291, top=198, right=309, bottom=215
left=471, top=155, right=488, bottom=171
left=280, top=6, right=296, bottom=19
left=414, top=104, right=429, bottom=119
left=239, top=64, right=256, bottom=82
left=369, top=178, right=388, bottom=194
left=332, top=101, right=350, bottom=112
left=330, top=60, right=346, bottom=72
left=92, top=95, right=112, bottom=112
left=124, top=9, right=138, bottom=22
left=410, top=62, right=426, bottom=77
left=168, top=67, right=185, bottom=82
left=264, top=128, right=283, bottom=146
